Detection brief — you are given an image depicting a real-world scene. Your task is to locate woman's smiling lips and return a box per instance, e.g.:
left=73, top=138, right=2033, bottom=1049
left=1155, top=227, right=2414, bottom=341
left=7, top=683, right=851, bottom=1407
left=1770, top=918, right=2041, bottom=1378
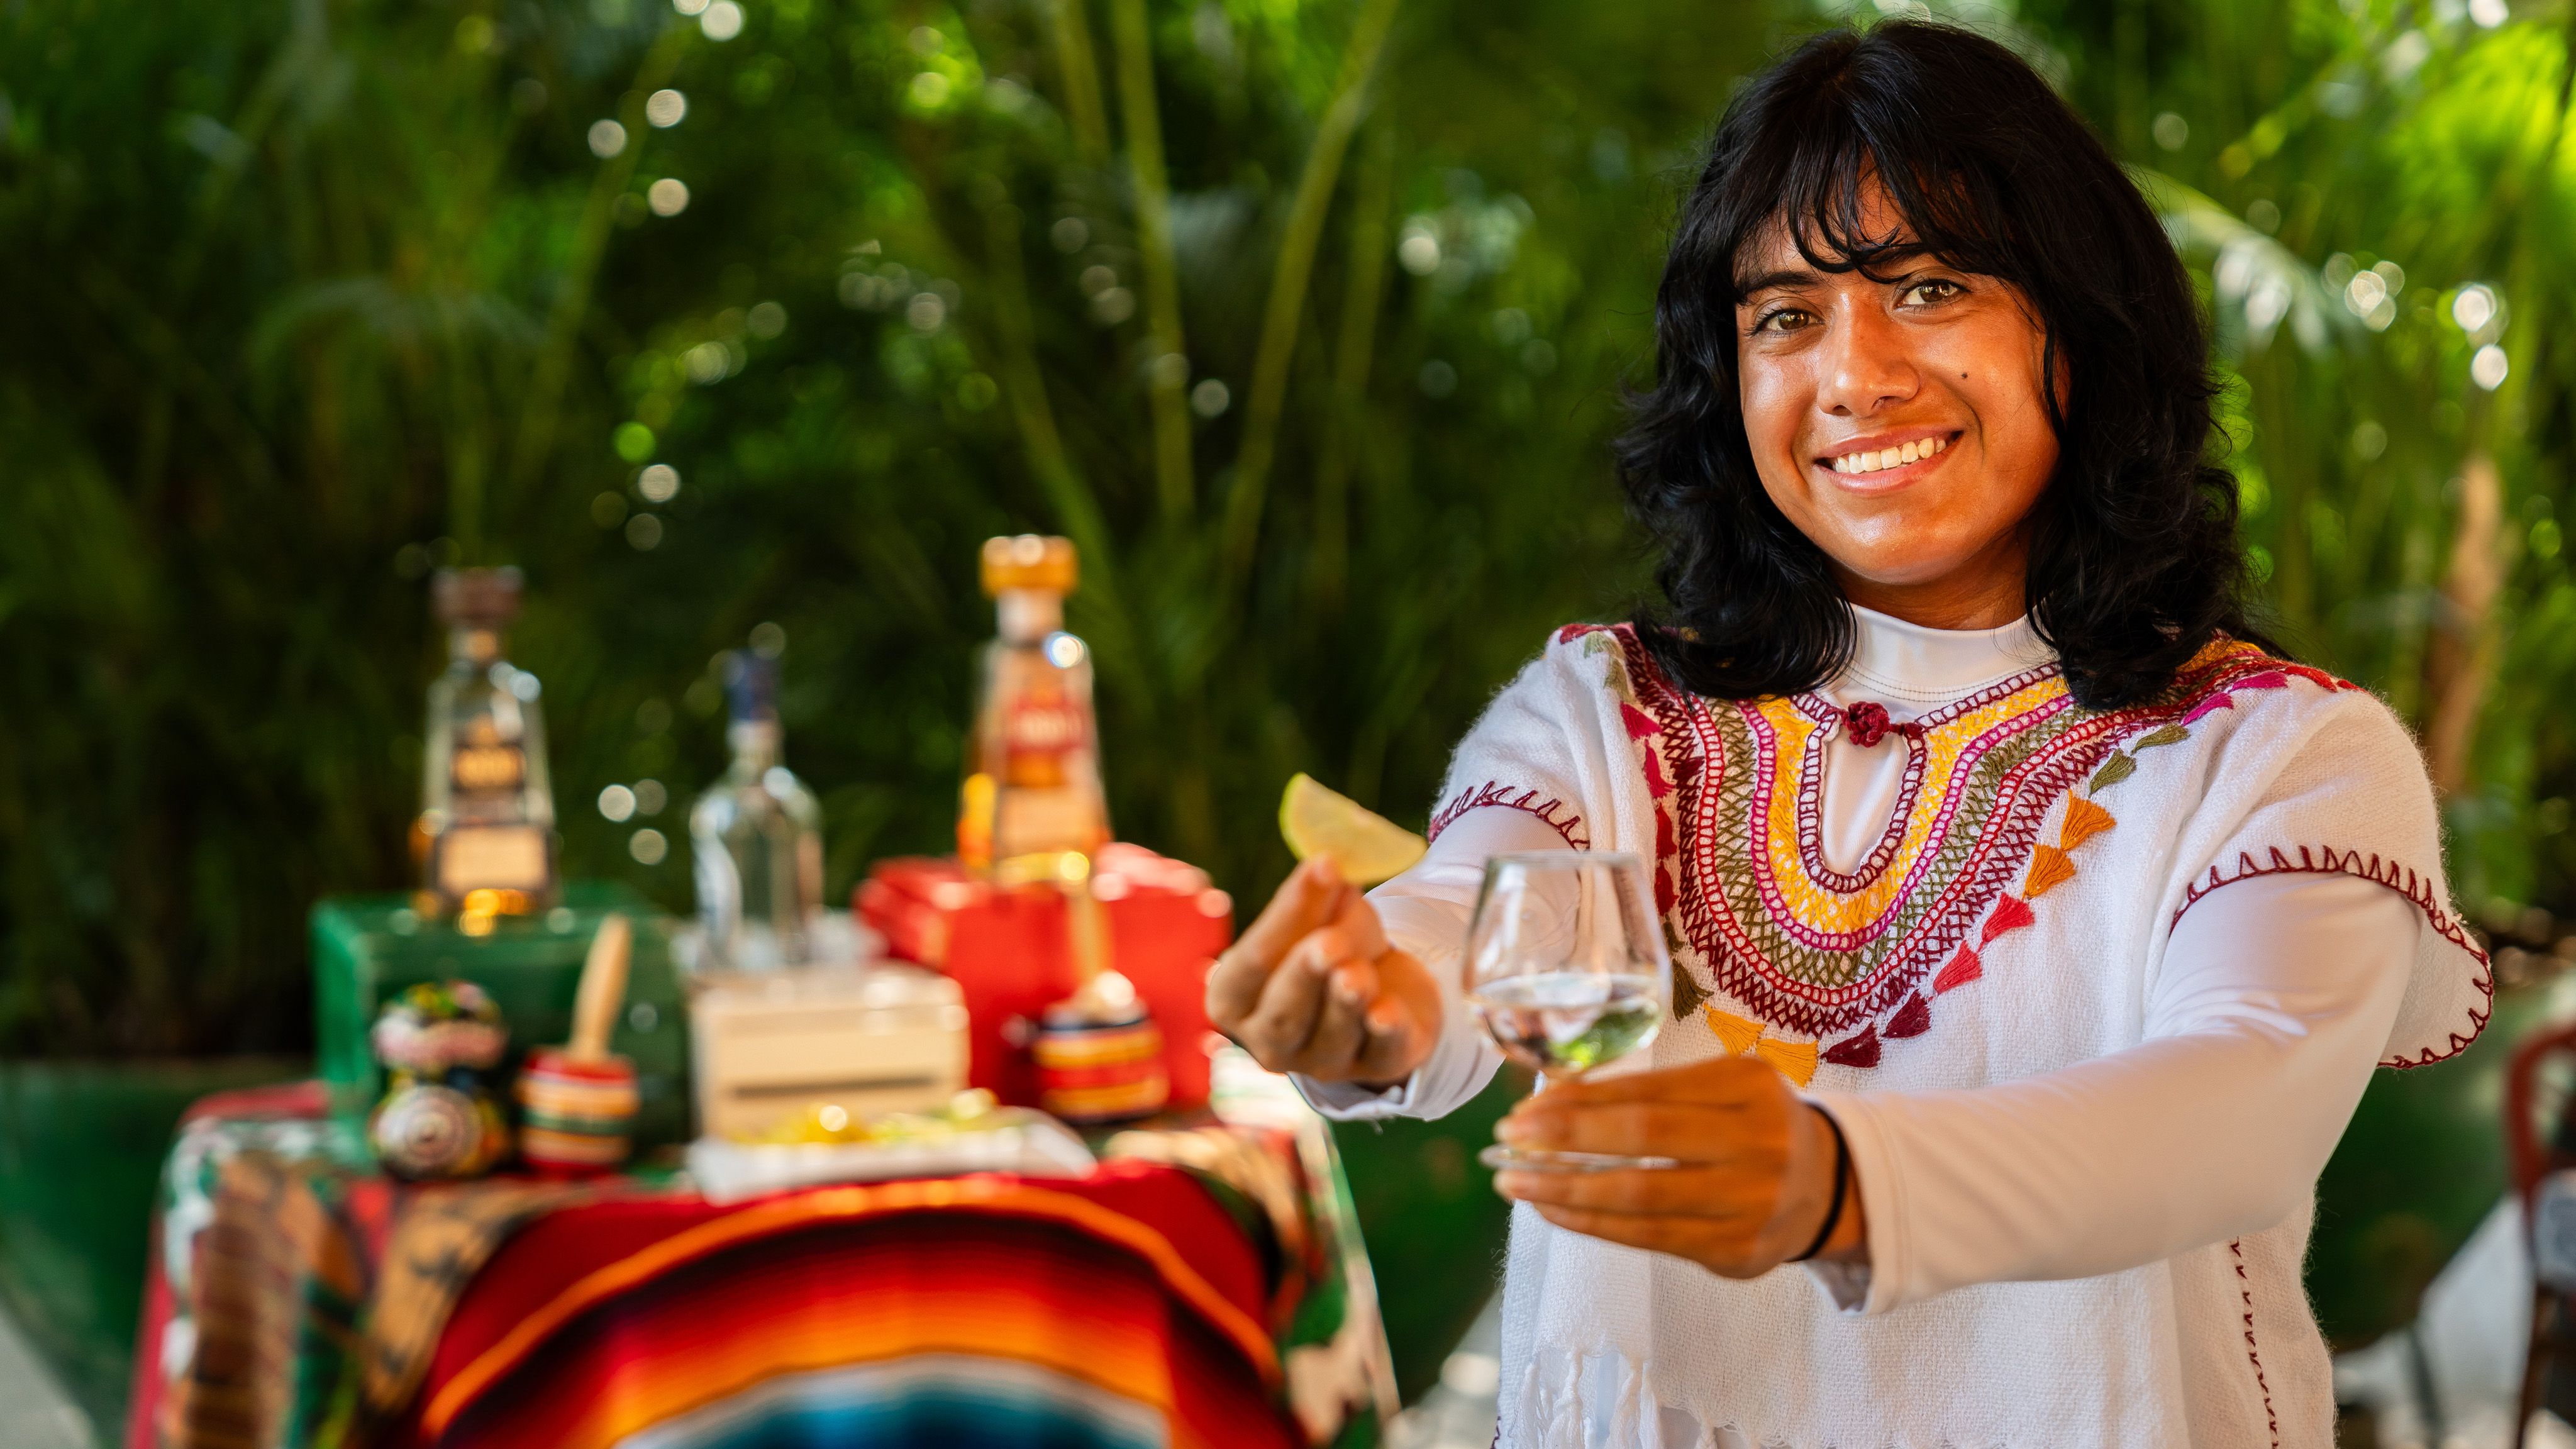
left=1811, top=426, right=1964, bottom=485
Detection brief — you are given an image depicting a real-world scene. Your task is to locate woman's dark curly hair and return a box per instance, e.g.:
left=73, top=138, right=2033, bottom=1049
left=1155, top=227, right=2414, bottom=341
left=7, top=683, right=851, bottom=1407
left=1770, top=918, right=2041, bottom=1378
left=1618, top=19, right=2268, bottom=710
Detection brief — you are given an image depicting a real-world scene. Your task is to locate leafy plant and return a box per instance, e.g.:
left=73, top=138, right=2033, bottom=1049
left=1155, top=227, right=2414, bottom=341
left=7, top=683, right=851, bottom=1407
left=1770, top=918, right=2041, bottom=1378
left=8, top=0, right=2575, bottom=1055
left=0, top=0, right=1762, bottom=1052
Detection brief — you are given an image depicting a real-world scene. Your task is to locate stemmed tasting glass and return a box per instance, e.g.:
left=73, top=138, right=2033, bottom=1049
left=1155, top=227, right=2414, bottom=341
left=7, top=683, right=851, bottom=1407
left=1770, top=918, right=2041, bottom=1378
left=1466, top=850, right=1678, bottom=1173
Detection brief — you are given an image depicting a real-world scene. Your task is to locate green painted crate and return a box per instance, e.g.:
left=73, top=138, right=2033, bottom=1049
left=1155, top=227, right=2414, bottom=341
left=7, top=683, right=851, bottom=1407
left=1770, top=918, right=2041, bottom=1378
left=311, top=882, right=692, bottom=1149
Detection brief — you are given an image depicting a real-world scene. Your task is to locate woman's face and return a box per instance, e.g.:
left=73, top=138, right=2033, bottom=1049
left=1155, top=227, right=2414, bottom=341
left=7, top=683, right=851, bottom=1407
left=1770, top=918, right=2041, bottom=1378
left=1732, top=186, right=2059, bottom=628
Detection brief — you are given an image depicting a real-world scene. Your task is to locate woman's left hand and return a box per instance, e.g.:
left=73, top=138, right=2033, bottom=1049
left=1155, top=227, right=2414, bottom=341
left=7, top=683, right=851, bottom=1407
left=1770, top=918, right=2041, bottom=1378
left=1493, top=1057, right=1867, bottom=1277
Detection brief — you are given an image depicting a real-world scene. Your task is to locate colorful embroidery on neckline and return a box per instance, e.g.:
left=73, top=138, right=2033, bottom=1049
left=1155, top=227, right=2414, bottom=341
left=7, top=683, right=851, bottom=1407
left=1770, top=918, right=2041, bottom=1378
left=1566, top=623, right=2356, bottom=1083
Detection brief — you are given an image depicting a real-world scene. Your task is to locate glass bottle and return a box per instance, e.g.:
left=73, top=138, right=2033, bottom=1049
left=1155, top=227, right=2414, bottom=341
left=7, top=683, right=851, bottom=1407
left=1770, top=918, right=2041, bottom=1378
left=959, top=535, right=1109, bottom=874
left=417, top=567, right=557, bottom=923
left=689, top=650, right=825, bottom=970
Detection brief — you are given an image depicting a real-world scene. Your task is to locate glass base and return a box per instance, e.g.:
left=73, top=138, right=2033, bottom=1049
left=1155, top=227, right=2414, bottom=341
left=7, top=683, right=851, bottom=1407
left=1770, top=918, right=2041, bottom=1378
left=1480, top=1144, right=1683, bottom=1173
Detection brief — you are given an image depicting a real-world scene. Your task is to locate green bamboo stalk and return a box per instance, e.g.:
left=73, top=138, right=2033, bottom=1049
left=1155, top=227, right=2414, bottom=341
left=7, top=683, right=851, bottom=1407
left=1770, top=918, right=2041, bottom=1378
left=977, top=197, right=1149, bottom=701
left=505, top=25, right=691, bottom=501
left=1107, top=0, right=1194, bottom=522
left=1218, top=0, right=1402, bottom=580
left=1045, top=0, right=1113, bottom=165
left=2421, top=25, right=2576, bottom=787
left=1310, top=121, right=1394, bottom=615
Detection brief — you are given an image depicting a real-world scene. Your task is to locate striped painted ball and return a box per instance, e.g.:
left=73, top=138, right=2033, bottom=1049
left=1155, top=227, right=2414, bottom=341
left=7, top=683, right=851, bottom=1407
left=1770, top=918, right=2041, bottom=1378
left=515, top=1048, right=639, bottom=1174
left=1031, top=1004, right=1168, bottom=1125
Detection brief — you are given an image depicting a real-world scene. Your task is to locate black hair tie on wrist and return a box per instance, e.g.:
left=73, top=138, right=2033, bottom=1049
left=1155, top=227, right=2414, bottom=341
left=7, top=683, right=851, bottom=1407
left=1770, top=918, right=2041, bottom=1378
left=1788, top=1108, right=1850, bottom=1264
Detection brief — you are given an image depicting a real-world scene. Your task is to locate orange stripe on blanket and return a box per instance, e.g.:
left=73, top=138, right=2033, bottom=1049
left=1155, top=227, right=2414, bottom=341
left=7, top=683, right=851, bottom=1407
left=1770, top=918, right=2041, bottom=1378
left=514, top=1277, right=1184, bottom=1449
left=421, top=1177, right=1280, bottom=1436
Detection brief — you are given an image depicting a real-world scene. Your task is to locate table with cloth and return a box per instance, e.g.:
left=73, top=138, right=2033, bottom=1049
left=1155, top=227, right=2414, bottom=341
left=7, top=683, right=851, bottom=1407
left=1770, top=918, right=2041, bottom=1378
left=123, top=1058, right=1397, bottom=1449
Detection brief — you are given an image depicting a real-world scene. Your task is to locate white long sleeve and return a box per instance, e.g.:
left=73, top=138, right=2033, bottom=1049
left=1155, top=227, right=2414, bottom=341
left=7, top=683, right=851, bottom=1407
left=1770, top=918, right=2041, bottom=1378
left=1304, top=604, right=2423, bottom=1321
left=1310, top=808, right=2419, bottom=1318
left=1811, top=868, right=2416, bottom=1313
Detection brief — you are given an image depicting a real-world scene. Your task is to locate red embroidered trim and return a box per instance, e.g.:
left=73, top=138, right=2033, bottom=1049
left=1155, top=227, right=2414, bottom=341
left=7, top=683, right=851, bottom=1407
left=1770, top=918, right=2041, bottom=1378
left=2172, top=845, right=2495, bottom=1068
left=2229, top=1238, right=2281, bottom=1449
left=1598, top=621, right=2374, bottom=1059
left=1426, top=780, right=1591, bottom=851
left=1619, top=628, right=2156, bottom=1038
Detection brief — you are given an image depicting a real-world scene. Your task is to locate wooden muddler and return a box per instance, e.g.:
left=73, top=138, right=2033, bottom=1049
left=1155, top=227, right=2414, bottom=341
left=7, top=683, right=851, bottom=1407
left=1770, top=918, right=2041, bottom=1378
left=568, top=913, right=631, bottom=1063
left=517, top=913, right=641, bottom=1174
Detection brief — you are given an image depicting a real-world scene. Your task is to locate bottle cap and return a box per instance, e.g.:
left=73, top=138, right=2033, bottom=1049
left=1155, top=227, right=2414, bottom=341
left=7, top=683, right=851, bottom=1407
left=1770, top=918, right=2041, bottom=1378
left=433, top=567, right=525, bottom=626
left=980, top=535, right=1077, bottom=596
left=721, top=650, right=779, bottom=724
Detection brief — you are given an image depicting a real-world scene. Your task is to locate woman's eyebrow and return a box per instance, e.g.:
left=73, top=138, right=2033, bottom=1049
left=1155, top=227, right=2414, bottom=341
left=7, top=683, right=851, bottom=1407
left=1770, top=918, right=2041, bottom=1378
left=1735, top=267, right=1823, bottom=298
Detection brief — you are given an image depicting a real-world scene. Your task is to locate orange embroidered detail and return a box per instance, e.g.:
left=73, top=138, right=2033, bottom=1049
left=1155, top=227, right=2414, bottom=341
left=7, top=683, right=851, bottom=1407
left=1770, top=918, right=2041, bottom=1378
left=1704, top=1006, right=1764, bottom=1057
left=1752, top=1036, right=1819, bottom=1087
left=2023, top=846, right=2076, bottom=898
left=1702, top=1005, right=1821, bottom=1085
left=2059, top=796, right=2117, bottom=850
left=1604, top=625, right=2344, bottom=1072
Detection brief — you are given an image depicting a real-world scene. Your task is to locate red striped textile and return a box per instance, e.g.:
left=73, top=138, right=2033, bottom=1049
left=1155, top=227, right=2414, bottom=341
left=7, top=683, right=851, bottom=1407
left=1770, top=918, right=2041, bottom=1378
left=389, top=1163, right=1299, bottom=1449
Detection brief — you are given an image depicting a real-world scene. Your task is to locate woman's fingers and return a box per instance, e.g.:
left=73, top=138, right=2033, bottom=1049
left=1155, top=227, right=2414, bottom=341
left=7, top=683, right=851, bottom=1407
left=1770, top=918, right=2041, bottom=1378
left=1206, top=859, right=1349, bottom=1028
left=1513, top=1055, right=1777, bottom=1109
left=1495, top=1163, right=1774, bottom=1218
left=1238, top=931, right=1341, bottom=1062
left=1329, top=886, right=1390, bottom=960
left=1520, top=1202, right=1771, bottom=1279
left=1499, top=1101, right=1789, bottom=1168
left=1299, top=958, right=1380, bottom=1069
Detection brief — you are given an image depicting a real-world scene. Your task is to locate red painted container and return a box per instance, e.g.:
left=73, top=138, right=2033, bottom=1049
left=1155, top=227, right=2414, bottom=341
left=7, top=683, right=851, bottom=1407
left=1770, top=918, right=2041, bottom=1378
left=857, top=844, right=1231, bottom=1111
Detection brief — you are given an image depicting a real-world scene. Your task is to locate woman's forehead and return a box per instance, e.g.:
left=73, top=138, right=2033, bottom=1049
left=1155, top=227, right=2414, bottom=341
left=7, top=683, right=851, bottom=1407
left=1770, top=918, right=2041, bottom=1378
left=1734, top=209, right=1926, bottom=292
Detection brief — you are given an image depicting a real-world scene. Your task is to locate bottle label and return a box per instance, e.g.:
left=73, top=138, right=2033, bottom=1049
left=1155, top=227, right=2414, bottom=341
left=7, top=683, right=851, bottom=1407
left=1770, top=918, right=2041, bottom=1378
left=451, top=741, right=526, bottom=792
left=436, top=824, right=550, bottom=896
left=1003, top=697, right=1087, bottom=787
left=994, top=788, right=1104, bottom=860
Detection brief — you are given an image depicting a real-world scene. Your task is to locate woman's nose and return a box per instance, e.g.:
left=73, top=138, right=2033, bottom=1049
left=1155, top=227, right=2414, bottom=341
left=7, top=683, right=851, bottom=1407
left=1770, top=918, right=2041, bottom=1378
left=1815, top=305, right=1919, bottom=418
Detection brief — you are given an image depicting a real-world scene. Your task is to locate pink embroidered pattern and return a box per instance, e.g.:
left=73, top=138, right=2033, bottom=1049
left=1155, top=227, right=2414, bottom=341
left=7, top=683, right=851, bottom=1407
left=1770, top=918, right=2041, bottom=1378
left=1426, top=780, right=1590, bottom=851
left=1596, top=623, right=2371, bottom=1066
left=2229, top=1238, right=2281, bottom=1449
left=2175, top=845, right=2494, bottom=1069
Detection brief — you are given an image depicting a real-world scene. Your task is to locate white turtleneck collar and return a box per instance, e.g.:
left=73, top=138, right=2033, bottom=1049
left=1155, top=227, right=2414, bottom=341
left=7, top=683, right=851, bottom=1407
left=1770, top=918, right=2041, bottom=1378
left=1816, top=604, right=2058, bottom=874
left=1834, top=603, right=2056, bottom=709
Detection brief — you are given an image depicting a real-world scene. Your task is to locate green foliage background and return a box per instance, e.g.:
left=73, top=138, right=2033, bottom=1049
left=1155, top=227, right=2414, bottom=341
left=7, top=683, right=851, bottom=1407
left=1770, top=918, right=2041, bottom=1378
left=3, top=0, right=2573, bottom=1055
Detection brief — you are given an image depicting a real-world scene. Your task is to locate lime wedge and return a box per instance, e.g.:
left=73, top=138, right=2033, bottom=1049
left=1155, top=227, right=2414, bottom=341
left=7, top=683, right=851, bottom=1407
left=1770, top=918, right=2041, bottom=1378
left=1279, top=773, right=1427, bottom=886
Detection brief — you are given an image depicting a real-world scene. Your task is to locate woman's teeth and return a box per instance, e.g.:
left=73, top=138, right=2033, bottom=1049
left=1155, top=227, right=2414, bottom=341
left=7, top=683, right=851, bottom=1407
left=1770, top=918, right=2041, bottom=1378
left=1829, top=435, right=1949, bottom=474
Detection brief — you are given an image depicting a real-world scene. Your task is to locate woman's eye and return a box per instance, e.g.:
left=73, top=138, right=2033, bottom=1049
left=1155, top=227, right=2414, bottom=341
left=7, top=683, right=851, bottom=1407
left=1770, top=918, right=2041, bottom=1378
left=1901, top=279, right=1963, bottom=307
left=1754, top=308, right=1813, bottom=334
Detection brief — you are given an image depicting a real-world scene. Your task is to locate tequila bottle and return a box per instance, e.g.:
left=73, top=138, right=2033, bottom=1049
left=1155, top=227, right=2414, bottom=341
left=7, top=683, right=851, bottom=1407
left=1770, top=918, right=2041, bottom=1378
left=689, top=651, right=825, bottom=970
left=959, top=535, right=1109, bottom=874
left=417, top=567, right=557, bottom=921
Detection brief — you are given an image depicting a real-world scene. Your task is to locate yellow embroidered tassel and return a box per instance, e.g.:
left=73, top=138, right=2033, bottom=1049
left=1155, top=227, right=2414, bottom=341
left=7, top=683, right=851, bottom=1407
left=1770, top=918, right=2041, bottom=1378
left=1704, top=1007, right=1764, bottom=1057
left=1753, top=1037, right=1819, bottom=1087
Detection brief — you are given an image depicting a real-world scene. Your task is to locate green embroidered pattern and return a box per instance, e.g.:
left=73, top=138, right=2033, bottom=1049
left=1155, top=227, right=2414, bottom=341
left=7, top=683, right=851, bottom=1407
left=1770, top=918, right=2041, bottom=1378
left=1587, top=624, right=2341, bottom=1044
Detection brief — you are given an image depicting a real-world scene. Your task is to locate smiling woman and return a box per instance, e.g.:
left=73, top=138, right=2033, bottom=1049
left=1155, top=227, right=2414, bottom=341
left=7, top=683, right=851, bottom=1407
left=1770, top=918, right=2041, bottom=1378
left=1623, top=23, right=2259, bottom=706
left=1205, top=18, right=2493, bottom=1449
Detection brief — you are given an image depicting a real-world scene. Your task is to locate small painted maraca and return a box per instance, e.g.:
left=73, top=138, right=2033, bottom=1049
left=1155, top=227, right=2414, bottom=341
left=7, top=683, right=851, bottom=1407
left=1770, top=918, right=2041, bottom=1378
left=370, top=980, right=513, bottom=1179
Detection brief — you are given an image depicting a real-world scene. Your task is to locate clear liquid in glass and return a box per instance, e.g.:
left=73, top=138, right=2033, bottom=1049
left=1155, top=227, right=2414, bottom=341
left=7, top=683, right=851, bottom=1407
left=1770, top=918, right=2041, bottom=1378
left=1466, top=850, right=1678, bottom=1172
left=1468, top=970, right=1664, bottom=1074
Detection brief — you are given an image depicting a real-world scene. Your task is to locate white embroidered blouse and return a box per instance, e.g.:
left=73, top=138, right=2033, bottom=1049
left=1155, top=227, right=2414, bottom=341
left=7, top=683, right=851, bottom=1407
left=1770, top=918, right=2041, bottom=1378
left=1301, top=606, right=2492, bottom=1449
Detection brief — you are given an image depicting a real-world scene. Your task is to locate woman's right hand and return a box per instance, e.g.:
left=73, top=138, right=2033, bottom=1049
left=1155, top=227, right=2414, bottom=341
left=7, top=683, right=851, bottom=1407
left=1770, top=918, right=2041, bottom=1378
left=1205, top=858, right=1443, bottom=1087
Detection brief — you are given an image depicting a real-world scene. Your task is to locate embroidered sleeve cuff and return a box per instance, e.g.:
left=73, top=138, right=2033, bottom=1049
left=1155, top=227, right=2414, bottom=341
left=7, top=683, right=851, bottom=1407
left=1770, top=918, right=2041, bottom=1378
left=1292, top=1071, right=1421, bottom=1121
